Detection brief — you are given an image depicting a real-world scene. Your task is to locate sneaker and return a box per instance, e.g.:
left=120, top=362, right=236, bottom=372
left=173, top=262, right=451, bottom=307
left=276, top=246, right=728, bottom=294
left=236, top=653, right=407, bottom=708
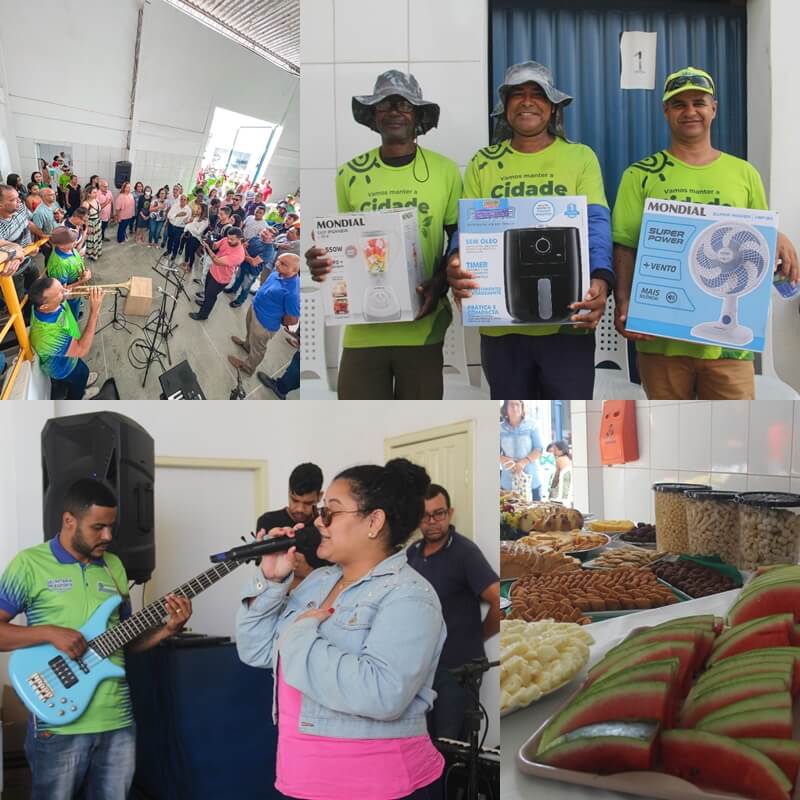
left=257, top=372, right=286, bottom=400
left=227, top=355, right=253, bottom=375
left=86, top=371, right=99, bottom=388
left=83, top=386, right=101, bottom=400
left=230, top=300, right=243, bottom=308
left=188, top=312, right=206, bottom=321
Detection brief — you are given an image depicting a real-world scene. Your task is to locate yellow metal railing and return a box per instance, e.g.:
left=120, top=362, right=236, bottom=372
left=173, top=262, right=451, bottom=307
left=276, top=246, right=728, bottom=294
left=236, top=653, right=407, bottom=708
left=0, top=239, right=47, bottom=400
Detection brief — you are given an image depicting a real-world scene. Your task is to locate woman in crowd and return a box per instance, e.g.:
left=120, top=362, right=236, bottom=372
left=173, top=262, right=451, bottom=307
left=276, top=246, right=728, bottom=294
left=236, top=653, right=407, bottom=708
left=25, top=183, right=42, bottom=212
left=82, top=185, right=103, bottom=261
left=6, top=174, right=27, bottom=200
left=148, top=187, right=168, bottom=247
left=114, top=181, right=136, bottom=243
left=548, top=440, right=573, bottom=505
left=31, top=170, right=48, bottom=189
left=134, top=185, right=153, bottom=244
left=237, top=458, right=446, bottom=800
left=64, top=206, right=89, bottom=255
left=84, top=174, right=100, bottom=193
left=182, top=202, right=208, bottom=271
left=132, top=181, right=144, bottom=207
left=65, top=173, right=82, bottom=215
left=500, top=400, right=544, bottom=501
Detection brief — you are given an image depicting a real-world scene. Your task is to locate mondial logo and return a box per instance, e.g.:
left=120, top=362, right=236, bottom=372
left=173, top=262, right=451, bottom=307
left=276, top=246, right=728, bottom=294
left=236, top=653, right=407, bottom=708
left=316, top=217, right=366, bottom=230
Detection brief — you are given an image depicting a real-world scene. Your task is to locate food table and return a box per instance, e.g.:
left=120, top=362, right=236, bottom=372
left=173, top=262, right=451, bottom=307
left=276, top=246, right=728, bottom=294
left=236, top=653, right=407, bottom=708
left=501, top=589, right=743, bottom=800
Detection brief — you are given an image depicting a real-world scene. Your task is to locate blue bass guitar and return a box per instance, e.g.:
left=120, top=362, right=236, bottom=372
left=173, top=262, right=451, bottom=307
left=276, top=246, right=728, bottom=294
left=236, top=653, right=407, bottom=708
left=8, top=559, right=241, bottom=725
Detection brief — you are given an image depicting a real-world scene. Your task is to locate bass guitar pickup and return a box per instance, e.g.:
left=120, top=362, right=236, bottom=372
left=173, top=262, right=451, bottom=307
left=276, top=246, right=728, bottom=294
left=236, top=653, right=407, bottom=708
left=48, top=655, right=79, bottom=689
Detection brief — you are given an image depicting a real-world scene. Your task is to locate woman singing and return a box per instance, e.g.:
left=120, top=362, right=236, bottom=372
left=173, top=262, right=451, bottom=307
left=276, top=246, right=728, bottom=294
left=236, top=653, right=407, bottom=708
left=237, top=458, right=446, bottom=800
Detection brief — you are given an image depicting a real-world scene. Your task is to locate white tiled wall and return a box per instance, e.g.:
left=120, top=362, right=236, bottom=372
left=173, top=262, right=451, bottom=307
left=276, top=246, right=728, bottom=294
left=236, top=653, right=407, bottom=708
left=572, top=401, right=800, bottom=521
left=300, top=0, right=490, bottom=365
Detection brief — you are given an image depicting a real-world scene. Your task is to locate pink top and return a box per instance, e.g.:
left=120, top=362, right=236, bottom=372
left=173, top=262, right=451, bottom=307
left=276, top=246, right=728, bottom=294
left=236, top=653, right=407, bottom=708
left=97, top=190, right=114, bottom=221
left=275, top=662, right=443, bottom=800
left=209, top=240, right=245, bottom=285
left=114, top=193, right=135, bottom=220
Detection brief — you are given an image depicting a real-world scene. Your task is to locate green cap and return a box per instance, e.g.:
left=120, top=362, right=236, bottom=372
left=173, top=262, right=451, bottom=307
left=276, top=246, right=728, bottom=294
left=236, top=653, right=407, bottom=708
left=662, top=67, right=715, bottom=103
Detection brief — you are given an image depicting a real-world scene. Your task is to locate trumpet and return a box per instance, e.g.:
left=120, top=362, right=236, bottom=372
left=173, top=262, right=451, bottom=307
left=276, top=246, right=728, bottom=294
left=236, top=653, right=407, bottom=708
left=64, top=280, right=132, bottom=296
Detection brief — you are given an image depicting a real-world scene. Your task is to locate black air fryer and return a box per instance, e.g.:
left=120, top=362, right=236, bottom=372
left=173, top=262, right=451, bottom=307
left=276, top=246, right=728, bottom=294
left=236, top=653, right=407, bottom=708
left=503, top=227, right=582, bottom=323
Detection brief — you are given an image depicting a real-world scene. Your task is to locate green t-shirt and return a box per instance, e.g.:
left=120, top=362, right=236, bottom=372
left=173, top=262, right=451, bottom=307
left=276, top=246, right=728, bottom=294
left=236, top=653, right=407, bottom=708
left=47, top=247, right=84, bottom=285
left=30, top=303, right=81, bottom=380
left=58, top=173, right=71, bottom=190
left=612, top=150, right=768, bottom=360
left=463, top=138, right=608, bottom=337
left=335, top=146, right=463, bottom=348
left=0, top=539, right=133, bottom=735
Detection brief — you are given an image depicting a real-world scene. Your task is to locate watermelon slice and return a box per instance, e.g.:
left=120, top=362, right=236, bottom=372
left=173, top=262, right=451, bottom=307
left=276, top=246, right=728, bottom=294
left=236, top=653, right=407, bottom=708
left=587, top=640, right=695, bottom=687
left=605, top=628, right=714, bottom=671
left=706, top=647, right=800, bottom=692
left=696, top=706, right=793, bottom=739
left=728, top=579, right=800, bottom=626
left=695, top=691, right=792, bottom=727
left=534, top=721, right=658, bottom=774
left=588, top=658, right=680, bottom=693
left=661, top=730, right=792, bottom=800
left=679, top=678, right=788, bottom=727
left=650, top=614, right=718, bottom=630
left=537, top=680, right=670, bottom=754
left=738, top=738, right=800, bottom=785
left=708, top=614, right=794, bottom=665
left=692, top=667, right=793, bottom=698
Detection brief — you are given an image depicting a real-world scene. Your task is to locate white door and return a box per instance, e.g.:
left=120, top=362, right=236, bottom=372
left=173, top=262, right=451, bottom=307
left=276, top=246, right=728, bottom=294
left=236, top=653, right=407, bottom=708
left=384, top=421, right=475, bottom=539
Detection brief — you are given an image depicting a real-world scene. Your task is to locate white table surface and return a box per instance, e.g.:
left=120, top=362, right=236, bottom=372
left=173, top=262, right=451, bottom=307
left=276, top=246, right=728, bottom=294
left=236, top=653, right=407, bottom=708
left=501, top=589, right=742, bottom=800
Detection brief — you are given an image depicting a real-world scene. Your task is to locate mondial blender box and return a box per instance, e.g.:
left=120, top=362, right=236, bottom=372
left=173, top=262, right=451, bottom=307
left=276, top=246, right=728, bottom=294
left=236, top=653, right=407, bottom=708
left=458, top=197, right=589, bottom=326
left=314, top=209, right=423, bottom=325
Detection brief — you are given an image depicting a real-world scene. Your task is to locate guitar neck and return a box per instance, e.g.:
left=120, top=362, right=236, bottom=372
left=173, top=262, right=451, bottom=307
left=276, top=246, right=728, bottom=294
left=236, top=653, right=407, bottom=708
left=88, top=560, right=242, bottom=657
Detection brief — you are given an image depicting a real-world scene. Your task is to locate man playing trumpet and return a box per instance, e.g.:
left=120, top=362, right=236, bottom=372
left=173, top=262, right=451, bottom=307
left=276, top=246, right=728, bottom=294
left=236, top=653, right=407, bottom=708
left=28, top=278, right=103, bottom=399
left=46, top=227, right=91, bottom=320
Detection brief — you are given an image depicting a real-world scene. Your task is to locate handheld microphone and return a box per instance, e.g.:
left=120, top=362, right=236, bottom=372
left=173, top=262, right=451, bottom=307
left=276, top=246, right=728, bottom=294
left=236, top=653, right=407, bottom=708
left=209, top=529, right=311, bottom=563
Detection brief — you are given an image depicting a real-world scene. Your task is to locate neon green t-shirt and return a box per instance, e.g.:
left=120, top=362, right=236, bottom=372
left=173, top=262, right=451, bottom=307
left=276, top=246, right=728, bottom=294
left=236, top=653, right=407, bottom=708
left=0, top=540, right=133, bottom=735
left=612, top=150, right=768, bottom=360
left=463, top=138, right=608, bottom=337
left=335, top=146, right=462, bottom=348
left=30, top=303, right=81, bottom=380
left=47, top=247, right=85, bottom=285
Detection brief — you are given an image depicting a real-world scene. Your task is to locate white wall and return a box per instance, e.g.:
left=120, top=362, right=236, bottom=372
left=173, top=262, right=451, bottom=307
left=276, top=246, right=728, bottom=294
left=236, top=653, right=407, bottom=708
left=300, top=0, right=490, bottom=365
left=0, top=0, right=299, bottom=199
left=0, top=400, right=500, bottom=746
left=571, top=400, right=800, bottom=524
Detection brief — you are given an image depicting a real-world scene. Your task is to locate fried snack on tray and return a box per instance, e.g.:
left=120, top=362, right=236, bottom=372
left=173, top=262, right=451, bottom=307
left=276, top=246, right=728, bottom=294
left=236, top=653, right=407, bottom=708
left=500, top=619, right=594, bottom=713
left=507, top=568, right=678, bottom=624
left=500, top=541, right=581, bottom=579
left=588, top=519, right=636, bottom=533
left=587, top=546, right=667, bottom=569
left=516, top=531, right=608, bottom=554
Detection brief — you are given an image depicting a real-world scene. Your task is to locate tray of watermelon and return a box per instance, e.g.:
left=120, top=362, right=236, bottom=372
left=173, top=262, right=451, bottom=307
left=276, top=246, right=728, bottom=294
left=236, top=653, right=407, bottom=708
left=518, top=564, right=800, bottom=800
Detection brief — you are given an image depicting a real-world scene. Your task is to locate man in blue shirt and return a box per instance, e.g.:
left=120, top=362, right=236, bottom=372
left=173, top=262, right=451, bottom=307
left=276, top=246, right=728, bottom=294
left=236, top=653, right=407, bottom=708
left=224, top=227, right=275, bottom=308
left=406, top=484, right=500, bottom=741
left=228, top=253, right=300, bottom=376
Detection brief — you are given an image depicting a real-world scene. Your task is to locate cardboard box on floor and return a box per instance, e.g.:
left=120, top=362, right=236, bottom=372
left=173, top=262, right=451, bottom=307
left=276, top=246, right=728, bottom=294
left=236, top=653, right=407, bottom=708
left=314, top=209, right=423, bottom=326
left=124, top=276, right=153, bottom=317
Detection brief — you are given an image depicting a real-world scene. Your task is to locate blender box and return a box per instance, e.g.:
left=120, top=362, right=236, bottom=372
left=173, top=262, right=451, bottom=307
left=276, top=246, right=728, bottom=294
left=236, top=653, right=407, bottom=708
left=314, top=209, right=423, bottom=326
left=625, top=199, right=779, bottom=351
left=458, top=196, right=589, bottom=326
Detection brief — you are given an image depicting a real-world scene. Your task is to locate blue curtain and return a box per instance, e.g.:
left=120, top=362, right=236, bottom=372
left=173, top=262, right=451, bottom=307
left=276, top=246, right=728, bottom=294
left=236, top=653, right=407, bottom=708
left=490, top=0, right=747, bottom=206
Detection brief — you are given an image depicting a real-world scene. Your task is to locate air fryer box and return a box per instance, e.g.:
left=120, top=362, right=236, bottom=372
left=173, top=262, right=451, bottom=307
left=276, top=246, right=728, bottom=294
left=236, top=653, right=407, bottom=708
left=314, top=209, right=423, bottom=326
left=458, top=196, right=589, bottom=326
left=626, top=199, right=779, bottom=352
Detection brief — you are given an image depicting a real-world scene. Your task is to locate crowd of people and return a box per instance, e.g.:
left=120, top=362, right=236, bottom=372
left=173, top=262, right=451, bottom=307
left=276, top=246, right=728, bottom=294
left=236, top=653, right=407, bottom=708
left=0, top=157, right=301, bottom=399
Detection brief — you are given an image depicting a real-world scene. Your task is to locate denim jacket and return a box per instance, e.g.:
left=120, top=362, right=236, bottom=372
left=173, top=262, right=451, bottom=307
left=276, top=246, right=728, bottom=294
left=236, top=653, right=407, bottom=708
left=236, top=548, right=446, bottom=739
left=500, top=418, right=543, bottom=490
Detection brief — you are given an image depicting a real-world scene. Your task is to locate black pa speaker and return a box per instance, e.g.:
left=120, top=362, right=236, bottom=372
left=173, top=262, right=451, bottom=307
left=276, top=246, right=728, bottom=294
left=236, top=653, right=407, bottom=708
left=114, top=160, right=132, bottom=189
left=42, top=412, right=155, bottom=583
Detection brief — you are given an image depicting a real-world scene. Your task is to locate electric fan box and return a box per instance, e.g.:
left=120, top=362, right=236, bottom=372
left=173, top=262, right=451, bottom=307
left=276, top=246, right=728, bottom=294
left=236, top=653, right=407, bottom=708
left=314, top=209, right=423, bottom=326
left=626, top=199, right=779, bottom=351
left=457, top=196, right=590, bottom=326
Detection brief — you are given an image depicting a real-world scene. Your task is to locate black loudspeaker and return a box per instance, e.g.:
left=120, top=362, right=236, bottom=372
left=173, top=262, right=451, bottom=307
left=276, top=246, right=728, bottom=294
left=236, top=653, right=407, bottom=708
left=114, top=160, right=132, bottom=189
left=42, top=412, right=155, bottom=583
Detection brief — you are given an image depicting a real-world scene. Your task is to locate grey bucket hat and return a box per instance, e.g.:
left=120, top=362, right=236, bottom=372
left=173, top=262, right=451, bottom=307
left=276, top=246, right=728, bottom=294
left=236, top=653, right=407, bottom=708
left=491, top=61, right=573, bottom=142
left=352, top=70, right=440, bottom=136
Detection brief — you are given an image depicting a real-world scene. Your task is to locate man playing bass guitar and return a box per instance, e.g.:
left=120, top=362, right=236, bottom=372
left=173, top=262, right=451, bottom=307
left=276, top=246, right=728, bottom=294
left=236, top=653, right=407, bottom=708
left=0, top=478, right=193, bottom=800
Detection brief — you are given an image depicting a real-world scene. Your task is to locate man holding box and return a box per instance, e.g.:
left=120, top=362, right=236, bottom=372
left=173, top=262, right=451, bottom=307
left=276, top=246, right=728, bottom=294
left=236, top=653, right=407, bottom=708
left=446, top=61, right=614, bottom=400
left=305, top=70, right=462, bottom=399
left=612, top=66, right=798, bottom=400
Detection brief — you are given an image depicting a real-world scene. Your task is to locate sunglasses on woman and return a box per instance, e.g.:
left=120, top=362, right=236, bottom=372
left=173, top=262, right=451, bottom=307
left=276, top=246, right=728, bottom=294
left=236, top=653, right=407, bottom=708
left=316, top=506, right=366, bottom=527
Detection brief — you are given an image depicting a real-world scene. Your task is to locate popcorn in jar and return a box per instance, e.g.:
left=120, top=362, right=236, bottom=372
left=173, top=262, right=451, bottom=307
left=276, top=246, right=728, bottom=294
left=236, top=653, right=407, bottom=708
left=735, top=492, right=800, bottom=570
left=653, top=483, right=711, bottom=554
left=685, top=490, right=739, bottom=564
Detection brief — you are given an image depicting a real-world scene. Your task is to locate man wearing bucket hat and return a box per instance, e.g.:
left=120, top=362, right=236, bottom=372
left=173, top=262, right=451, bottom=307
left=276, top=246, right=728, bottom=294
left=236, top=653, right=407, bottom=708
left=446, top=61, right=614, bottom=400
left=306, top=70, right=462, bottom=399
left=612, top=66, right=798, bottom=400
left=46, top=226, right=91, bottom=320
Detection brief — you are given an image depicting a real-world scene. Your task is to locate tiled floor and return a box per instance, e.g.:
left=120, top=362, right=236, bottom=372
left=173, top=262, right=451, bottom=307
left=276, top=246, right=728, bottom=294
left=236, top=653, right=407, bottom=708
left=49, top=232, right=297, bottom=400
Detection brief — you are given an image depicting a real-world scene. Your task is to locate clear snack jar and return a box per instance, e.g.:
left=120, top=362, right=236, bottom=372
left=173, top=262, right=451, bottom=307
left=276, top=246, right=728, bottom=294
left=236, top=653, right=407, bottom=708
left=653, top=483, right=711, bottom=554
left=735, top=492, right=800, bottom=570
left=685, top=490, right=739, bottom=564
